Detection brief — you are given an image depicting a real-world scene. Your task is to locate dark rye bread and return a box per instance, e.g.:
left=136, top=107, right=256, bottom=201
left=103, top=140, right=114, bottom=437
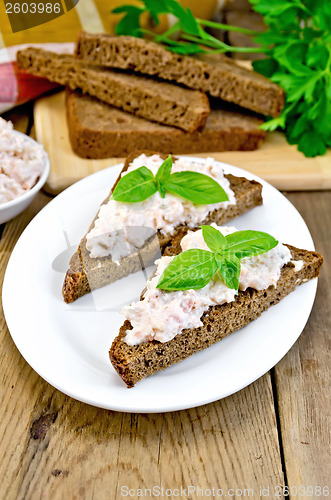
left=75, top=32, right=285, bottom=117
left=17, top=48, right=209, bottom=133
left=110, top=246, right=323, bottom=387
left=67, top=91, right=266, bottom=159
left=63, top=151, right=263, bottom=303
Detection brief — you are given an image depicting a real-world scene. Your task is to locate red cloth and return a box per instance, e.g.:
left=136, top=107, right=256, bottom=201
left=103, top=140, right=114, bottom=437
left=0, top=61, right=59, bottom=106
left=0, top=42, right=73, bottom=113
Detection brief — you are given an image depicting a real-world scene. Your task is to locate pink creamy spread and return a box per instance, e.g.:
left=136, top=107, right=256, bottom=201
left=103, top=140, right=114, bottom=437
left=86, top=154, right=236, bottom=259
left=122, top=225, right=303, bottom=346
left=0, top=118, right=46, bottom=204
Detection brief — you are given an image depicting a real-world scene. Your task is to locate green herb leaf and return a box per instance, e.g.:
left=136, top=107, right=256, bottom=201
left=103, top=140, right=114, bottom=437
left=252, top=57, right=279, bottom=78
left=306, top=44, right=329, bottom=69
left=201, top=225, right=227, bottom=253
left=155, top=155, right=173, bottom=198
left=155, top=155, right=172, bottom=182
left=163, top=172, right=229, bottom=205
left=158, top=183, right=166, bottom=198
left=111, top=157, right=229, bottom=205
left=250, top=0, right=331, bottom=157
left=113, top=5, right=144, bottom=37
left=179, top=7, right=200, bottom=37
left=112, top=166, right=157, bottom=203
left=215, top=253, right=241, bottom=291
left=143, top=0, right=164, bottom=24
left=163, top=41, right=206, bottom=55
left=156, top=249, right=217, bottom=291
left=259, top=114, right=286, bottom=132
left=298, top=130, right=327, bottom=157
left=157, top=226, right=279, bottom=292
left=225, top=230, right=278, bottom=259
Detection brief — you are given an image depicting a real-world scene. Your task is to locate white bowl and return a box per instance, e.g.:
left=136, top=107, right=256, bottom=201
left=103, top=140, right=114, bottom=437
left=0, top=132, right=50, bottom=224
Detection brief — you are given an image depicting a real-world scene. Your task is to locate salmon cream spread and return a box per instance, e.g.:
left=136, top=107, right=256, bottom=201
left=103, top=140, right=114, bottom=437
left=122, top=225, right=303, bottom=346
left=86, top=154, right=236, bottom=259
left=0, top=118, right=46, bottom=204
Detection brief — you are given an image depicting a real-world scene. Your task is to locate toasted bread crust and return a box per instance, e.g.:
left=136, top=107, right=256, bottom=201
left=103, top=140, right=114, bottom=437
left=109, top=246, right=323, bottom=387
left=62, top=152, right=263, bottom=303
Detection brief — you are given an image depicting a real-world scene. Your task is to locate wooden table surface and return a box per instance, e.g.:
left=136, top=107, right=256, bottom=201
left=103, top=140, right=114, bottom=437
left=0, top=105, right=330, bottom=500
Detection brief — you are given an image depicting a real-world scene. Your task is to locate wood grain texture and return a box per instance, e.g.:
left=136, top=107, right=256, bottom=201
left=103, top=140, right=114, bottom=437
left=0, top=195, right=285, bottom=499
left=274, top=191, right=331, bottom=490
left=34, top=91, right=331, bottom=195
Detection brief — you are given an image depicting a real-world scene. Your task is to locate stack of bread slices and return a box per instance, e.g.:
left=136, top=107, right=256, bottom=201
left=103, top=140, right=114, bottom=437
left=17, top=31, right=285, bottom=159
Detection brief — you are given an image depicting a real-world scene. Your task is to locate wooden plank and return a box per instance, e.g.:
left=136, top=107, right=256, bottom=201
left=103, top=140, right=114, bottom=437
left=274, top=191, right=331, bottom=491
left=0, top=193, right=285, bottom=499
left=34, top=91, right=331, bottom=195
left=0, top=356, right=285, bottom=498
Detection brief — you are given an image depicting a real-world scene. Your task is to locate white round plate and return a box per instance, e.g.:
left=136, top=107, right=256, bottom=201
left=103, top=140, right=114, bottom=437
left=2, top=158, right=318, bottom=413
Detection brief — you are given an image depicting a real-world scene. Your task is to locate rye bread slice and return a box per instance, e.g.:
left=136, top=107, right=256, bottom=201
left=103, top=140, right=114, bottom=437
left=110, top=246, right=323, bottom=387
left=75, top=32, right=285, bottom=117
left=17, top=47, right=209, bottom=133
left=63, top=152, right=263, bottom=303
left=66, top=91, right=266, bottom=159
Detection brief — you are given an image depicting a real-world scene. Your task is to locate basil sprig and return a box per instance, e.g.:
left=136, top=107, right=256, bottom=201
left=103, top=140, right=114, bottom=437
left=157, top=225, right=278, bottom=292
left=112, top=155, right=229, bottom=205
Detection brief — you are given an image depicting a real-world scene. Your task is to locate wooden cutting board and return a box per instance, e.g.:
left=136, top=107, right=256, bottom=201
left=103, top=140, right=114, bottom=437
left=34, top=91, right=331, bottom=195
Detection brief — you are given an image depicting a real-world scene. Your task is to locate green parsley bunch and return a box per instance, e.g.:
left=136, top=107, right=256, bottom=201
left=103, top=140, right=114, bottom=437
left=251, top=0, right=331, bottom=157
left=112, top=0, right=331, bottom=157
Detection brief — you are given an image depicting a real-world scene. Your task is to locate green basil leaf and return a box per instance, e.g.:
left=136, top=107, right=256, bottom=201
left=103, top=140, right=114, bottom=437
left=215, top=253, right=241, bottom=291
left=155, top=155, right=173, bottom=183
left=158, top=182, right=166, bottom=198
left=155, top=155, right=173, bottom=198
left=201, top=225, right=227, bottom=252
left=225, top=230, right=278, bottom=259
left=112, top=166, right=157, bottom=203
left=163, top=172, right=229, bottom=205
left=156, top=249, right=217, bottom=291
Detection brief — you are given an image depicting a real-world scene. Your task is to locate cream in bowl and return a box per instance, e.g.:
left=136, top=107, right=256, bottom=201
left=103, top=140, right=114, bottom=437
left=0, top=118, right=50, bottom=224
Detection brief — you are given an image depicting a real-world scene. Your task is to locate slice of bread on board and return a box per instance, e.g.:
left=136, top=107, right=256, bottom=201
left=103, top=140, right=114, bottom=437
left=110, top=245, right=323, bottom=387
left=17, top=47, right=210, bottom=133
left=66, top=91, right=266, bottom=159
left=75, top=32, right=285, bottom=117
left=63, top=152, right=263, bottom=303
